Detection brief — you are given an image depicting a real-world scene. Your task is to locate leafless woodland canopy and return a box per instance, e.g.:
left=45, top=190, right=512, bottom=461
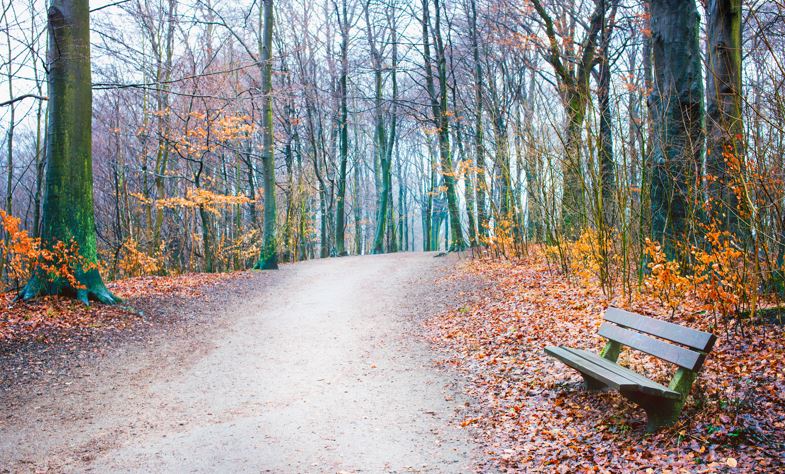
left=0, top=0, right=784, bottom=292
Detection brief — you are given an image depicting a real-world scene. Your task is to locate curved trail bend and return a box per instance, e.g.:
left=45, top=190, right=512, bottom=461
left=0, top=252, right=478, bottom=473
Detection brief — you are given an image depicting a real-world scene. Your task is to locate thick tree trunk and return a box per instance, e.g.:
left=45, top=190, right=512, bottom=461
left=649, top=0, right=705, bottom=255
left=19, top=0, right=118, bottom=304
left=706, top=0, right=745, bottom=237
left=255, top=0, right=278, bottom=269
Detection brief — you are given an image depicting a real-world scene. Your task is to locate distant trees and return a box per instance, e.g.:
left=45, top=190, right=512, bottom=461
left=1, top=0, right=784, bottom=309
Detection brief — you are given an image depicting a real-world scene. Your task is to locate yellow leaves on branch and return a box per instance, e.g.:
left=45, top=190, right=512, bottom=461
left=545, top=229, right=619, bottom=294
left=213, top=114, right=255, bottom=142
left=0, top=210, right=37, bottom=282
left=119, top=238, right=163, bottom=277
left=690, top=227, right=751, bottom=320
left=549, top=227, right=758, bottom=321
left=643, top=238, right=690, bottom=317
left=147, top=111, right=254, bottom=158
left=642, top=229, right=755, bottom=321
left=138, top=188, right=253, bottom=216
left=0, top=210, right=95, bottom=289
left=571, top=229, right=616, bottom=285
left=215, top=228, right=261, bottom=267
left=480, top=219, right=517, bottom=258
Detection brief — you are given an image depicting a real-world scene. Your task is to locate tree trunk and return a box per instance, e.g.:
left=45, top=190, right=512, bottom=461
left=255, top=0, right=278, bottom=269
left=649, top=0, right=705, bottom=255
left=384, top=19, right=399, bottom=253
left=353, top=122, right=363, bottom=255
left=19, top=0, right=118, bottom=304
left=523, top=70, right=540, bottom=241
left=370, top=64, right=389, bottom=254
left=334, top=0, right=350, bottom=256
left=422, top=0, right=464, bottom=251
left=531, top=0, right=604, bottom=237
left=468, top=0, right=487, bottom=242
left=706, top=0, right=744, bottom=237
left=151, top=0, right=176, bottom=253
left=598, top=6, right=617, bottom=229
left=423, top=138, right=436, bottom=251
left=455, top=114, right=477, bottom=247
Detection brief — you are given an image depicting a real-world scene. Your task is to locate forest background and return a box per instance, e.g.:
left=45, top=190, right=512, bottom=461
left=0, top=0, right=783, bottom=321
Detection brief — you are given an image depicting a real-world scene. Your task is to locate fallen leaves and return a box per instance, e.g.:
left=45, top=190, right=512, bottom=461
left=426, top=255, right=785, bottom=472
left=0, top=271, right=239, bottom=345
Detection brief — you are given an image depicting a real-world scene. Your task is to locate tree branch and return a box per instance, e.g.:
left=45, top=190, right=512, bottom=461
left=0, top=94, right=48, bottom=107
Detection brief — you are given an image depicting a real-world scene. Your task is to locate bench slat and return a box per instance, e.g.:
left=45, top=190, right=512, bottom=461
left=563, top=348, right=681, bottom=399
left=545, top=346, right=639, bottom=391
left=604, top=307, right=716, bottom=352
left=598, top=322, right=706, bottom=370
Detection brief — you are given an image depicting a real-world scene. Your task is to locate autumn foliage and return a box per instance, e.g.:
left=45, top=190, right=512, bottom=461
left=0, top=210, right=95, bottom=290
left=428, top=252, right=784, bottom=471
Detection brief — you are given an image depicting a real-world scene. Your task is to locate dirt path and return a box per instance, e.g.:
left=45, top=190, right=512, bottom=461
left=0, top=253, right=479, bottom=473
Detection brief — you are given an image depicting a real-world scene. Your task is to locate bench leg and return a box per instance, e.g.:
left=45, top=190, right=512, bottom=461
left=581, top=373, right=608, bottom=391
left=621, top=390, right=684, bottom=432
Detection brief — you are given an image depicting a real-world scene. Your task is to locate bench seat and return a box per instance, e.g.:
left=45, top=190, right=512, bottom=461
left=545, top=346, right=681, bottom=399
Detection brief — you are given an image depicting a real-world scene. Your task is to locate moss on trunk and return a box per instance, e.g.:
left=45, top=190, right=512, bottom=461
left=19, top=0, right=118, bottom=305
left=255, top=0, right=278, bottom=270
left=649, top=0, right=705, bottom=256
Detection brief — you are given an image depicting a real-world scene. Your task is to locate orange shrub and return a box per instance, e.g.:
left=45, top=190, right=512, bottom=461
left=118, top=238, right=163, bottom=277
left=479, top=218, right=516, bottom=258
left=643, top=238, right=690, bottom=318
left=0, top=210, right=93, bottom=289
left=691, top=229, right=753, bottom=321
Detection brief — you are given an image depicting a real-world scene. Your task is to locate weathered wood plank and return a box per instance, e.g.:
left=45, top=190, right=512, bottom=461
left=604, top=307, right=716, bottom=352
left=564, top=348, right=681, bottom=399
left=598, top=322, right=706, bottom=370
left=544, top=346, right=639, bottom=391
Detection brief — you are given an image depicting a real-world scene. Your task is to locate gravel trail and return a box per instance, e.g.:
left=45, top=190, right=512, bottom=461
left=0, top=252, right=478, bottom=473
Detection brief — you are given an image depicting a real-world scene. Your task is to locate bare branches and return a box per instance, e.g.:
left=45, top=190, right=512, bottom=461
left=0, top=93, right=46, bottom=107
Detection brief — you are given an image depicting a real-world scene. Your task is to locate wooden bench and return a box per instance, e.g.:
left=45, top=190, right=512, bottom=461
left=545, top=307, right=717, bottom=431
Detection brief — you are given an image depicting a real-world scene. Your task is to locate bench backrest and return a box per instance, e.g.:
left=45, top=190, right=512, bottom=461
left=600, top=307, right=717, bottom=371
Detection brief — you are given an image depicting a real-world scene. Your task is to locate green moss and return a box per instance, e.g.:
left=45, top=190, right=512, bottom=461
left=19, top=0, right=117, bottom=304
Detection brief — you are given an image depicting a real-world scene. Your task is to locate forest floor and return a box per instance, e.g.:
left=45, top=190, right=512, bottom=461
left=3, top=251, right=782, bottom=473
left=426, top=253, right=785, bottom=472
left=0, top=252, right=484, bottom=473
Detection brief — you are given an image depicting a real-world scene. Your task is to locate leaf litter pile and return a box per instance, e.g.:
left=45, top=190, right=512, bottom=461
left=426, top=256, right=784, bottom=472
